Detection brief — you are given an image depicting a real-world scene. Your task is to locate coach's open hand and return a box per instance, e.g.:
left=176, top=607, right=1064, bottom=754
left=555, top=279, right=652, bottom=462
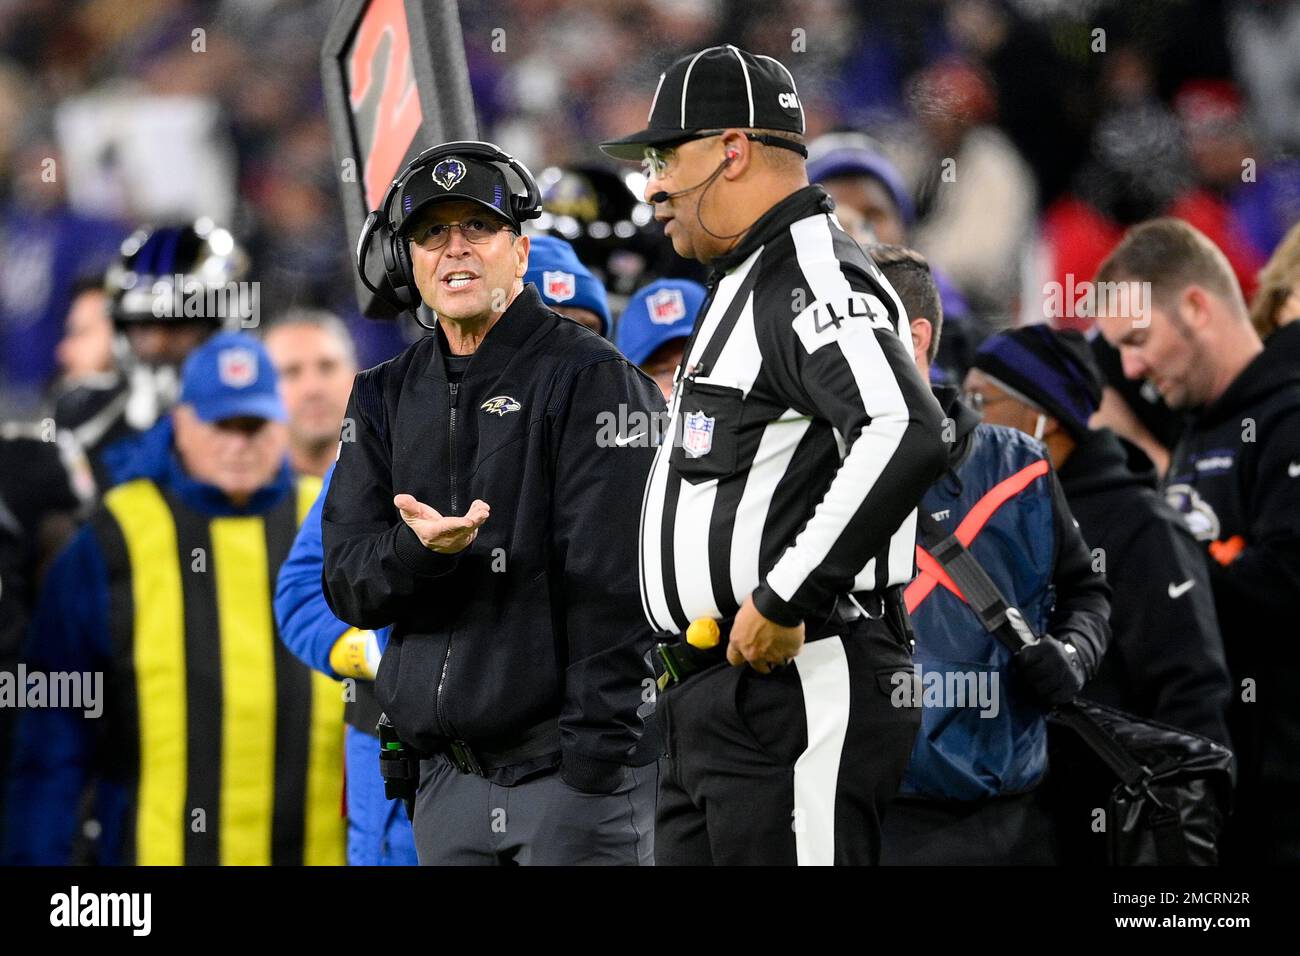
left=394, top=494, right=490, bottom=554
left=727, top=595, right=805, bottom=674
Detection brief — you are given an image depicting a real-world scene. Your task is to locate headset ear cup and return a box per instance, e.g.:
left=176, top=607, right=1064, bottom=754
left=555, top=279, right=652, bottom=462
left=377, top=223, right=415, bottom=308
left=393, top=237, right=418, bottom=308
left=511, top=195, right=536, bottom=224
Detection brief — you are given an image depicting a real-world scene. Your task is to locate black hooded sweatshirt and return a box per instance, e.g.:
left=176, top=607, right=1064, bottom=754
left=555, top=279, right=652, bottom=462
left=1161, top=323, right=1300, bottom=861
left=1058, top=427, right=1231, bottom=745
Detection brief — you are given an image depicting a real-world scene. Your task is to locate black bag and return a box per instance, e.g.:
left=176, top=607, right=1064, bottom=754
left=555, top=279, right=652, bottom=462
left=1045, top=700, right=1233, bottom=865
left=916, top=512, right=1234, bottom=865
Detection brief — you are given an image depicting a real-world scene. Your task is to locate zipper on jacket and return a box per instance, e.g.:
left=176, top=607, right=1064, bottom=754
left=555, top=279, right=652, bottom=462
left=448, top=381, right=460, bottom=513
left=437, top=379, right=461, bottom=735
left=436, top=630, right=455, bottom=735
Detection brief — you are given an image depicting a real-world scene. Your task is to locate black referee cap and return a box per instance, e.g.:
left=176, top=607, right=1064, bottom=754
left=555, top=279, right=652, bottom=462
left=600, top=45, right=806, bottom=161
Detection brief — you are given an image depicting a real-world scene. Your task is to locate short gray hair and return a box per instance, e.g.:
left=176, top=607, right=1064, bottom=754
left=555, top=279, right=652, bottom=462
left=262, top=308, right=357, bottom=368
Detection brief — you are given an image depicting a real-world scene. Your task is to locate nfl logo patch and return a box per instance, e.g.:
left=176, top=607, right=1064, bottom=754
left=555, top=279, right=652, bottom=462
left=683, top=410, right=715, bottom=459
left=218, top=348, right=257, bottom=388
left=648, top=287, right=686, bottom=325
left=543, top=271, right=576, bottom=303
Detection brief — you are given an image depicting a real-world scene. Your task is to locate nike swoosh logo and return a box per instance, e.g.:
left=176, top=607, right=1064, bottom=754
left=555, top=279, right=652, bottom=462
left=613, top=432, right=647, bottom=447
left=1168, top=579, right=1195, bottom=599
left=1289, top=461, right=1300, bottom=478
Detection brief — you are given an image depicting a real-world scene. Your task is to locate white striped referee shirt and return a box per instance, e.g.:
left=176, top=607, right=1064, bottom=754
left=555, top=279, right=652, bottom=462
left=638, top=186, right=948, bottom=635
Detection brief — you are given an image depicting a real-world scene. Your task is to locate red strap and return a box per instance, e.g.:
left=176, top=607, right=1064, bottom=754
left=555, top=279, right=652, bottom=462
left=904, top=458, right=1051, bottom=613
left=913, top=547, right=965, bottom=605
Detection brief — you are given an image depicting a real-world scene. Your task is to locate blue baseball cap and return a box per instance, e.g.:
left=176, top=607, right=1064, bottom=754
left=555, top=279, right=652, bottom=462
left=179, top=332, right=286, bottom=424
left=617, top=278, right=707, bottom=366
left=525, top=235, right=612, bottom=336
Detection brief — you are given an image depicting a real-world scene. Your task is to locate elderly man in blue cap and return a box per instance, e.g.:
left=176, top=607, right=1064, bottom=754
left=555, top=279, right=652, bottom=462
left=5, top=332, right=345, bottom=865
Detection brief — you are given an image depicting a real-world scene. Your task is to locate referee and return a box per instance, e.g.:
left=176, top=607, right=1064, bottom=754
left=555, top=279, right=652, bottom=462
left=602, top=46, right=949, bottom=865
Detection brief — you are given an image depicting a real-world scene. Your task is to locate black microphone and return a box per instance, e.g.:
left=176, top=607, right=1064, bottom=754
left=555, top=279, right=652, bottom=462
left=648, top=157, right=731, bottom=204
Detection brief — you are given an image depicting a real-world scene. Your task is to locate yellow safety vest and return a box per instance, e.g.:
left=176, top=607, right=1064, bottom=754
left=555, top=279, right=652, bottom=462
left=93, top=475, right=345, bottom=865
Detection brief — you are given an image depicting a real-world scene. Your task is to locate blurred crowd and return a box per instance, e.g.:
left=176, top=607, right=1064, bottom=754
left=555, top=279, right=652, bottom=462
left=2, top=0, right=1299, bottom=413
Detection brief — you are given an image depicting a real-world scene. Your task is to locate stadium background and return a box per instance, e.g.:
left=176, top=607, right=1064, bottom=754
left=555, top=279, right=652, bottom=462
left=0, top=0, right=1297, bottom=416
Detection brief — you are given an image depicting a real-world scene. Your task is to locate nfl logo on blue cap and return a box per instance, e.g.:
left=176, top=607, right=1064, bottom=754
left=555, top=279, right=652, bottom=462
left=616, top=279, right=707, bottom=367
left=181, top=332, right=286, bottom=424
left=647, top=287, right=687, bottom=325
left=218, top=347, right=259, bottom=388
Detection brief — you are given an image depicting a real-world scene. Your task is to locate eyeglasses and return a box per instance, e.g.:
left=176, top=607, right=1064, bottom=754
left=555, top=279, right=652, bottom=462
left=641, top=130, right=807, bottom=178
left=642, top=131, right=739, bottom=178
left=961, top=390, right=1014, bottom=414
left=641, top=145, right=680, bottom=179
left=410, top=217, right=513, bottom=250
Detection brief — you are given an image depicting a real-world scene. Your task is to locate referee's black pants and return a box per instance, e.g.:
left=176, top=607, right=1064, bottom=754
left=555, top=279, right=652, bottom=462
left=656, top=612, right=921, bottom=865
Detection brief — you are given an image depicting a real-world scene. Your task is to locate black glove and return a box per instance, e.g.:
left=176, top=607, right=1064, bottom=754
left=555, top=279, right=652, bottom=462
left=1014, top=633, right=1086, bottom=707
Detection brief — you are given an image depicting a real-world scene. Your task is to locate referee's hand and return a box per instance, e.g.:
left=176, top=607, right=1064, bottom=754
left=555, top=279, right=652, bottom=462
left=393, top=493, right=490, bottom=554
left=727, top=595, right=805, bottom=674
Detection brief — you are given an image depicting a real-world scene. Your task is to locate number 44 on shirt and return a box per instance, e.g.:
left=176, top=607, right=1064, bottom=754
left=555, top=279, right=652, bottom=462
left=792, top=292, right=895, bottom=354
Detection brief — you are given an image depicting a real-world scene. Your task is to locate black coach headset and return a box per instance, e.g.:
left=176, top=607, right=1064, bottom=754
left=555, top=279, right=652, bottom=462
left=355, top=141, right=544, bottom=319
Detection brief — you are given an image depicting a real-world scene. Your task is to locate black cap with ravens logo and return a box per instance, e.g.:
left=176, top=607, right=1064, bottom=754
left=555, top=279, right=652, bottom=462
left=394, top=155, right=518, bottom=235
left=600, top=44, right=806, bottom=160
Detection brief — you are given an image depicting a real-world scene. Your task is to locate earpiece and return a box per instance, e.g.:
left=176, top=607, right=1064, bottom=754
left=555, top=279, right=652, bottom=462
left=725, top=149, right=738, bottom=163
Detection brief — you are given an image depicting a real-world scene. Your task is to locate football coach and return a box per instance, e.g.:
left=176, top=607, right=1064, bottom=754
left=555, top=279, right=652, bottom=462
left=321, top=142, right=663, bottom=865
left=602, top=46, right=949, bottom=865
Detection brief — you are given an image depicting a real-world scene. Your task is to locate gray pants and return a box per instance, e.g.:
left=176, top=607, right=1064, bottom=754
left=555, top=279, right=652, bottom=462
left=413, top=755, right=657, bottom=865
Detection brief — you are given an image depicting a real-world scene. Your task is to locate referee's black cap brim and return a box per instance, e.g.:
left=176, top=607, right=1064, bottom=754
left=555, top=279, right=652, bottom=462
left=599, top=129, right=690, bottom=162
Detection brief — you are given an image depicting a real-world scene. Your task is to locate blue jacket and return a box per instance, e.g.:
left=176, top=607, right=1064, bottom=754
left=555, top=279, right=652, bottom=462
left=274, top=463, right=390, bottom=675
left=2, top=451, right=295, bottom=864
left=101, top=416, right=174, bottom=488
left=900, top=387, right=1110, bottom=801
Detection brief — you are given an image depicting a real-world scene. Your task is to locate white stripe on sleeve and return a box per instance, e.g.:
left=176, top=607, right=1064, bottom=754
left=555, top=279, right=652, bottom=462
left=764, top=216, right=910, bottom=603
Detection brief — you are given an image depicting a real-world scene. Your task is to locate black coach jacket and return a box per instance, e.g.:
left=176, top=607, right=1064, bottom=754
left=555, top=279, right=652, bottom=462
left=1060, top=426, right=1231, bottom=745
left=1161, top=322, right=1300, bottom=853
left=322, top=286, right=664, bottom=793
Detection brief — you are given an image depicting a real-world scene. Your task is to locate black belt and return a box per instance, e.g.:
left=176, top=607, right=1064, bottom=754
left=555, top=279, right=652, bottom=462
left=655, top=587, right=908, bottom=690
left=434, top=717, right=562, bottom=776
